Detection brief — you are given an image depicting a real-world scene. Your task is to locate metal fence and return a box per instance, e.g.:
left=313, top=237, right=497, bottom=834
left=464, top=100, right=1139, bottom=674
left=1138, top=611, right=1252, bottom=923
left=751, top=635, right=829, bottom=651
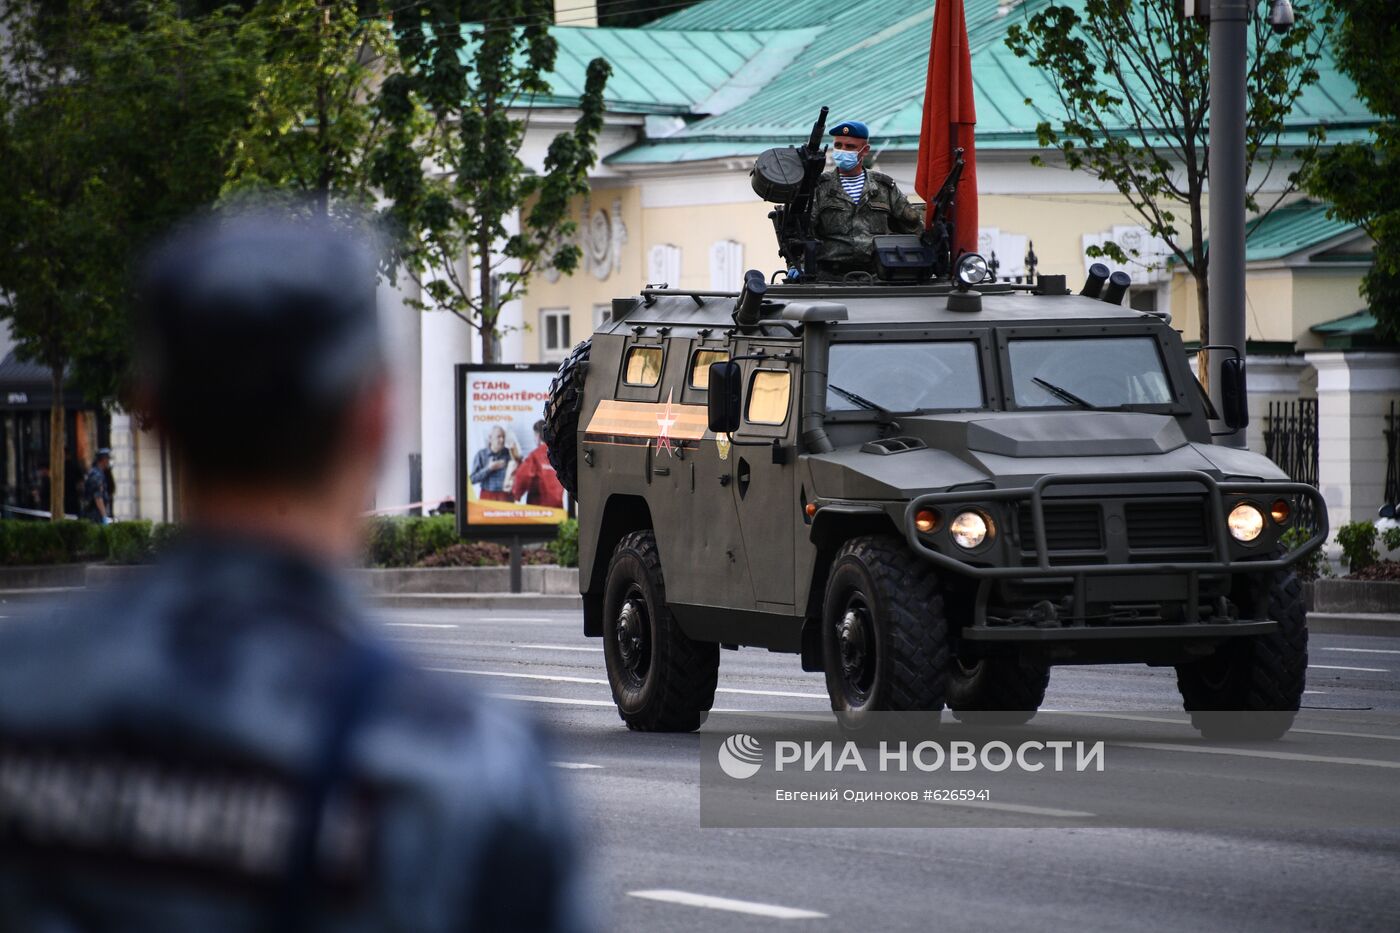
left=1385, top=400, right=1400, bottom=517
left=1264, top=398, right=1320, bottom=531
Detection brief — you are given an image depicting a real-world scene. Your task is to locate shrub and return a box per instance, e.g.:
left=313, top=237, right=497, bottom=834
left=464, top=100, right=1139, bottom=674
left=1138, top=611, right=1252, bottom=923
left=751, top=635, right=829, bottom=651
left=1280, top=525, right=1329, bottom=581
left=151, top=522, right=182, bottom=554
left=1383, top=525, right=1400, bottom=554
left=106, top=521, right=154, bottom=564
left=0, top=520, right=66, bottom=565
left=1336, top=521, right=1379, bottom=573
left=53, top=520, right=108, bottom=561
left=551, top=518, right=579, bottom=568
left=364, top=514, right=461, bottom=567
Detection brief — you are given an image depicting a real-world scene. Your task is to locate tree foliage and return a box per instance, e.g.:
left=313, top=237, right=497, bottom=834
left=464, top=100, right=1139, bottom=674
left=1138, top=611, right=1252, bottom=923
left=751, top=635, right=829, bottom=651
left=223, top=0, right=395, bottom=221
left=0, top=0, right=257, bottom=519
left=1005, top=1, right=1327, bottom=344
left=1307, top=0, right=1400, bottom=342
left=372, top=0, right=610, bottom=362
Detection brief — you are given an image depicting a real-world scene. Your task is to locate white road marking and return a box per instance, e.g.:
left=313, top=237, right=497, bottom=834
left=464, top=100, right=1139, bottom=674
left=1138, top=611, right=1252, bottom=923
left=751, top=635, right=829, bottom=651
left=550, top=762, right=602, bottom=770
left=518, top=643, right=604, bottom=653
left=628, top=890, right=827, bottom=920
left=941, top=800, right=1095, bottom=819
left=1113, top=741, right=1400, bottom=770
left=1322, top=647, right=1400, bottom=656
left=437, top=668, right=827, bottom=699
left=474, top=617, right=556, bottom=623
left=490, top=692, right=742, bottom=713
left=1051, top=710, right=1400, bottom=743
left=1309, top=664, right=1387, bottom=673
left=384, top=622, right=458, bottom=629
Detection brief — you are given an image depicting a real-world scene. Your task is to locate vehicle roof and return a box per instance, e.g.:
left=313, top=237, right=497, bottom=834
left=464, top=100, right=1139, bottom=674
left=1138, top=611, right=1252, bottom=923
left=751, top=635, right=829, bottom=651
left=606, top=283, right=1158, bottom=334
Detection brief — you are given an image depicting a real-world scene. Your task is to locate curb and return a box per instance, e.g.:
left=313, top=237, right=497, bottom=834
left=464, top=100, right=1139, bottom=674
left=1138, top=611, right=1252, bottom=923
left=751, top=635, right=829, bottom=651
left=1307, top=612, right=1400, bottom=637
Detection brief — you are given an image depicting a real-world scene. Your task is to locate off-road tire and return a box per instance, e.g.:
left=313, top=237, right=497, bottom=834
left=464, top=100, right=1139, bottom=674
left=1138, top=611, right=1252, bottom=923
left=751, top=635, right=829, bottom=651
left=947, top=655, right=1050, bottom=726
left=1175, top=564, right=1308, bottom=740
left=821, top=535, right=949, bottom=718
left=542, top=338, right=590, bottom=499
left=602, top=530, right=719, bottom=732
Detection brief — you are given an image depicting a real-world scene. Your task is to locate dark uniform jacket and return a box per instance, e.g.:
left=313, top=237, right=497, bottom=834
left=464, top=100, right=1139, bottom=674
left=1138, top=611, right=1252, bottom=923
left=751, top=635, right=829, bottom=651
left=81, top=466, right=108, bottom=522
left=811, top=169, right=924, bottom=276
left=0, top=535, right=590, bottom=932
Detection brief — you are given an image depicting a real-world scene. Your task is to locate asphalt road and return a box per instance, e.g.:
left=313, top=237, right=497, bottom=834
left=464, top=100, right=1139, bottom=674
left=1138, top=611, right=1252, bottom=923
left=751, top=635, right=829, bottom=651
left=373, top=608, right=1400, bottom=933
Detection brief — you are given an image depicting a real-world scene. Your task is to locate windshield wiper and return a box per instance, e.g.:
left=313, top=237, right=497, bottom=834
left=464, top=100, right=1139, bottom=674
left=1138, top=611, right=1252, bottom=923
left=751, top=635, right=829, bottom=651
left=828, top=383, right=899, bottom=425
left=1032, top=376, right=1095, bottom=410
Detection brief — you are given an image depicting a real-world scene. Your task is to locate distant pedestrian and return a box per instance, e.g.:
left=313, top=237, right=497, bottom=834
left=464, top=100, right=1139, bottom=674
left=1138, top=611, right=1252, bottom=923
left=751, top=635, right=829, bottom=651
left=81, top=447, right=112, bottom=523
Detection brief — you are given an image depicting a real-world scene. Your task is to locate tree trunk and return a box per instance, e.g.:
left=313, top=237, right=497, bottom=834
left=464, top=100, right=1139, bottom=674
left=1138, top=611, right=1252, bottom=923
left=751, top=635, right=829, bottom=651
left=48, top=366, right=65, bottom=522
left=1194, top=271, right=1211, bottom=394
left=478, top=230, right=496, bottom=364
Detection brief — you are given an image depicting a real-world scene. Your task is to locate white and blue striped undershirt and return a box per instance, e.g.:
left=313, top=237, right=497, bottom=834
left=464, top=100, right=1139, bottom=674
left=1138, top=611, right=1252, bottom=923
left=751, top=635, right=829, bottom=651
left=839, top=170, right=866, bottom=202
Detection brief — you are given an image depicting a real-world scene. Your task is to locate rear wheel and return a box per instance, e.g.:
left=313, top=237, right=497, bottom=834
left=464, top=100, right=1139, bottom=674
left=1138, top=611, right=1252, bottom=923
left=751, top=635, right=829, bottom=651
left=947, top=655, right=1050, bottom=726
left=821, top=536, right=949, bottom=720
left=602, top=530, right=719, bottom=732
left=1175, top=564, right=1307, bottom=740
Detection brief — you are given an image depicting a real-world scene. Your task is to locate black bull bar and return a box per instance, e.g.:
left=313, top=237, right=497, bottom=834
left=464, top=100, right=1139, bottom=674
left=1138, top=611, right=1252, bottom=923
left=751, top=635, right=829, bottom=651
left=903, top=471, right=1328, bottom=640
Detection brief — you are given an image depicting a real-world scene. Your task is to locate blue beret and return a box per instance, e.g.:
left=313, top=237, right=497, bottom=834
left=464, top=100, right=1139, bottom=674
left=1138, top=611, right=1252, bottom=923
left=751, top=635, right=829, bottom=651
left=829, top=120, right=869, bottom=140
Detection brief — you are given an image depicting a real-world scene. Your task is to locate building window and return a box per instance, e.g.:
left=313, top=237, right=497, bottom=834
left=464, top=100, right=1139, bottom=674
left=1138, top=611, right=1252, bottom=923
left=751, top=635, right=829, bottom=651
left=747, top=370, right=792, bottom=425
left=1129, top=288, right=1158, bottom=314
left=594, top=303, right=612, bottom=329
left=540, top=309, right=571, bottom=360
left=623, top=346, right=663, bottom=386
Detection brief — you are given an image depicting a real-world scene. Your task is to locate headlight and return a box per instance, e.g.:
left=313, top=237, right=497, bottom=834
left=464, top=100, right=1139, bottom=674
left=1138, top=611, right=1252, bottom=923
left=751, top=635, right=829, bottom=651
left=950, top=511, right=990, bottom=549
left=1228, top=503, right=1265, bottom=542
left=955, top=252, right=989, bottom=286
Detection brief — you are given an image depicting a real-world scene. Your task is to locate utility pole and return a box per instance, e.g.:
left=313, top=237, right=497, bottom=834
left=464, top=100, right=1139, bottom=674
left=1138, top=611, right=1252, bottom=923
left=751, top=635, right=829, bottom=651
left=1207, top=0, right=1250, bottom=448
left=1203, top=0, right=1295, bottom=448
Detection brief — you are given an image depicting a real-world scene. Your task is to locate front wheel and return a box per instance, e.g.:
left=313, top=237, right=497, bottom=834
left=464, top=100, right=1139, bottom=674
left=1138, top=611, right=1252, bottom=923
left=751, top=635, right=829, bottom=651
left=821, top=536, right=949, bottom=720
left=601, top=530, right=719, bottom=732
left=1175, top=564, right=1307, bottom=740
left=947, top=655, right=1050, bottom=726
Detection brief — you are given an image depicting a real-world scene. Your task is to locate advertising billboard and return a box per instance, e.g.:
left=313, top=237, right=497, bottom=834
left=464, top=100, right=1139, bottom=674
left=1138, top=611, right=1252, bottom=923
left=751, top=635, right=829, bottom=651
left=455, top=363, right=567, bottom=538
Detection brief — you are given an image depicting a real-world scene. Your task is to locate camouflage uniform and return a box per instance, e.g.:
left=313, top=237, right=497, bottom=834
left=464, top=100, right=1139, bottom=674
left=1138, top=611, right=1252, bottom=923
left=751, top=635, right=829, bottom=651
left=812, top=169, right=924, bottom=276
left=0, top=536, right=591, bottom=933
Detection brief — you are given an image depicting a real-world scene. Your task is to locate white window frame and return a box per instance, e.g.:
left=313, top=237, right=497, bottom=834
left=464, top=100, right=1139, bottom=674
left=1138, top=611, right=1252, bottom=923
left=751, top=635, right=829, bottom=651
left=540, top=308, right=572, bottom=361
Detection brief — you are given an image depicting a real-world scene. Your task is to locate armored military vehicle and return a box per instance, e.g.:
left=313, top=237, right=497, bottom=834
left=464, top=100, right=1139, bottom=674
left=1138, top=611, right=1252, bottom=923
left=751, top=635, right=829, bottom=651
left=543, top=114, right=1324, bottom=738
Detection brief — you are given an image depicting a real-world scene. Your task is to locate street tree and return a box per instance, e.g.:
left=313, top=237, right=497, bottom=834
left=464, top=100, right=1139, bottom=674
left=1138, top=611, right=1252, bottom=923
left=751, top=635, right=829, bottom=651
left=1307, top=0, right=1400, bottom=342
left=373, top=0, right=610, bottom=362
left=223, top=0, right=396, bottom=221
left=0, top=1, right=256, bottom=521
left=1005, top=1, right=1327, bottom=345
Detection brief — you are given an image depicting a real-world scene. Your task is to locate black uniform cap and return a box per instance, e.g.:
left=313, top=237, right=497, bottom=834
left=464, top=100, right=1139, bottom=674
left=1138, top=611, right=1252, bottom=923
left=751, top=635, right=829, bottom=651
left=139, top=211, right=384, bottom=483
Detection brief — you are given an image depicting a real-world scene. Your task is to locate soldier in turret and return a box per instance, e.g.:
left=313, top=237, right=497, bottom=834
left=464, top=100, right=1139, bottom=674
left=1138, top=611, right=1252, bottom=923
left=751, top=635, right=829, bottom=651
left=811, top=120, right=925, bottom=277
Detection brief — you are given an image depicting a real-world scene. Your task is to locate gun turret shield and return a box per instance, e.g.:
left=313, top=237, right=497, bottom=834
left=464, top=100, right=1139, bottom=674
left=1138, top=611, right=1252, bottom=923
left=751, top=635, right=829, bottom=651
left=751, top=147, right=806, bottom=203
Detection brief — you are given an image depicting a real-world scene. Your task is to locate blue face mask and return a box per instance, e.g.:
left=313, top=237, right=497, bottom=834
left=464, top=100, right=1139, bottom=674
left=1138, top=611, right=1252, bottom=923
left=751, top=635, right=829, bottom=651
left=832, top=148, right=863, bottom=171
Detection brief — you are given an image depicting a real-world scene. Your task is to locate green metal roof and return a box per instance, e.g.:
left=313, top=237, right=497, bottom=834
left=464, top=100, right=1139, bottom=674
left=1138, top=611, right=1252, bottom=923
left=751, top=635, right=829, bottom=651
left=569, top=0, right=1377, bottom=164
left=1241, top=199, right=1362, bottom=262
left=1309, top=310, right=1392, bottom=348
left=532, top=26, right=820, bottom=114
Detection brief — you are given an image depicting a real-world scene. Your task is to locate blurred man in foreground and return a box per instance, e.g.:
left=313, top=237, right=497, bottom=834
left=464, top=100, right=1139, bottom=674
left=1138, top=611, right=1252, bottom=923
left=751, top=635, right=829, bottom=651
left=0, top=212, right=590, bottom=932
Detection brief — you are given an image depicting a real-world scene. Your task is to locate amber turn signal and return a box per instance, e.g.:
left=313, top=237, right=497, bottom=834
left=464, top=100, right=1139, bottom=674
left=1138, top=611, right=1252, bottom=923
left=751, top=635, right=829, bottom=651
left=804, top=502, right=817, bottom=518
left=915, top=508, right=941, bottom=534
left=1270, top=498, right=1291, bottom=524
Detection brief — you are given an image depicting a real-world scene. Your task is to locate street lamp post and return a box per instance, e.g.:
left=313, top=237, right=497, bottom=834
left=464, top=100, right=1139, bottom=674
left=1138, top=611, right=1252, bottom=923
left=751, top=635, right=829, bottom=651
left=1205, top=0, right=1295, bottom=448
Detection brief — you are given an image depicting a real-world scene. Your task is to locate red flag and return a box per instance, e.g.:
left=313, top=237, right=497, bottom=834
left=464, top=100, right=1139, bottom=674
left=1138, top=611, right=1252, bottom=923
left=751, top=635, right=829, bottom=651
left=915, top=0, right=979, bottom=260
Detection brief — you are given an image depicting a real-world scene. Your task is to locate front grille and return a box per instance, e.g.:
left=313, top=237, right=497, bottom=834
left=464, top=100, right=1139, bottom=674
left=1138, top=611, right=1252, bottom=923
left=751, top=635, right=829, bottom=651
left=1125, top=499, right=1208, bottom=549
left=1017, top=503, right=1102, bottom=551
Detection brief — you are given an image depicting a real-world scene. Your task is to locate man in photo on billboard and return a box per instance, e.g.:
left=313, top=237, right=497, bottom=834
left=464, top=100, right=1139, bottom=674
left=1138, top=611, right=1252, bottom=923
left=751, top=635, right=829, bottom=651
left=470, top=424, right=520, bottom=501
left=512, top=419, right=565, bottom=508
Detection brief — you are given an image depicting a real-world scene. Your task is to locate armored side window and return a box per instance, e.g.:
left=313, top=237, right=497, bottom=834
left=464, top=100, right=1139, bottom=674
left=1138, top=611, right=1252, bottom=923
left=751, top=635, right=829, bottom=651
left=689, top=349, right=729, bottom=389
left=746, top=369, right=791, bottom=425
left=623, top=346, right=663, bottom=386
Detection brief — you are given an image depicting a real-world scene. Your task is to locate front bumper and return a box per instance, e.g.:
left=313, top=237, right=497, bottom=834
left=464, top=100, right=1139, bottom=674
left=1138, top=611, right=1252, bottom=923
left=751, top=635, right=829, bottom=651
left=903, top=471, right=1326, bottom=641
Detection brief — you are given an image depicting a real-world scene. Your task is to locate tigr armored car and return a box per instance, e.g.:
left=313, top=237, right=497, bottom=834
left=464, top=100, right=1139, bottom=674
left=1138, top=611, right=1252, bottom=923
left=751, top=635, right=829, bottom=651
left=543, top=274, right=1326, bottom=738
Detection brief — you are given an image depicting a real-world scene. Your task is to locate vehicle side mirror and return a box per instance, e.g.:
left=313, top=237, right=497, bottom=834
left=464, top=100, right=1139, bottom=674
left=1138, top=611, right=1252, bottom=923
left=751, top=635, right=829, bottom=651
left=1220, top=356, right=1248, bottom=431
left=708, top=361, right=742, bottom=434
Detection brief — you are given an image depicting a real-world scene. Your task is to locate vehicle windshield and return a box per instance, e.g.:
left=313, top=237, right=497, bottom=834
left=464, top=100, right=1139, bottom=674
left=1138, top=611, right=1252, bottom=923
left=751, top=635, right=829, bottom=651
left=826, top=341, right=983, bottom=414
left=1008, top=336, right=1174, bottom=410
